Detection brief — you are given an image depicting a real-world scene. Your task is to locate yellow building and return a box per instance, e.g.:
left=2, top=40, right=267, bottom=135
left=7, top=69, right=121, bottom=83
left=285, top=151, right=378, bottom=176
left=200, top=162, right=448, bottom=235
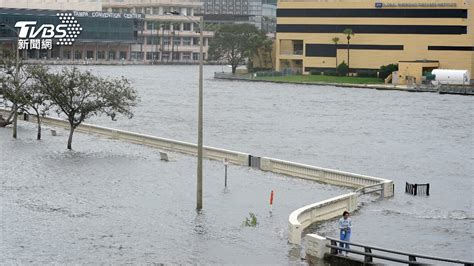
left=275, top=0, right=474, bottom=84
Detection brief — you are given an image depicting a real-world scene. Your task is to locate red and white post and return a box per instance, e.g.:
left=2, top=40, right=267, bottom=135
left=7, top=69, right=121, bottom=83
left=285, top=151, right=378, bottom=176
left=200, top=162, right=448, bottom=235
left=269, top=190, right=274, bottom=213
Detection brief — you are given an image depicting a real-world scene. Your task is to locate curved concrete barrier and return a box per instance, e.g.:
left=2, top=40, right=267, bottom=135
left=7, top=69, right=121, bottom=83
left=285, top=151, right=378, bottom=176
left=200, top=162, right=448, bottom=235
left=288, top=193, right=359, bottom=245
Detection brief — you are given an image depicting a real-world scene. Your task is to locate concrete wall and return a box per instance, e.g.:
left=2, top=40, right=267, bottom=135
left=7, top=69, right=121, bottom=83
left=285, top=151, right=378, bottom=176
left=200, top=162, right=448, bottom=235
left=288, top=192, right=358, bottom=244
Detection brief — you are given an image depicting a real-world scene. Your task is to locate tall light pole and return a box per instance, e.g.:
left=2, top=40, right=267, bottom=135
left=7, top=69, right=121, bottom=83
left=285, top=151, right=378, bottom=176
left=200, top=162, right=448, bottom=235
left=0, top=23, right=20, bottom=139
left=168, top=11, right=204, bottom=210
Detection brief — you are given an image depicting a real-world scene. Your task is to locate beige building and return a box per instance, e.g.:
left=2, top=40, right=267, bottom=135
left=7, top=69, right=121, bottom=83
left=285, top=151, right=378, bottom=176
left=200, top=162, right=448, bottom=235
left=102, top=0, right=213, bottom=63
left=276, top=0, right=474, bottom=84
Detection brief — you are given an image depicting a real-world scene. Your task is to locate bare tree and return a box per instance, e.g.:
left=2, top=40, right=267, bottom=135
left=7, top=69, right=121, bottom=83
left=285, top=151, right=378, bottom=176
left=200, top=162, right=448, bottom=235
left=22, top=65, right=51, bottom=140
left=0, top=49, right=30, bottom=137
left=32, top=67, right=138, bottom=149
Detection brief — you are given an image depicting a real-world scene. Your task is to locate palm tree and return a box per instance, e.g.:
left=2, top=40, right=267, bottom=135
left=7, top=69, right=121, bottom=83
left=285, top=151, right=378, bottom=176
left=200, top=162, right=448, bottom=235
left=343, top=28, right=354, bottom=74
left=332, top=37, right=340, bottom=73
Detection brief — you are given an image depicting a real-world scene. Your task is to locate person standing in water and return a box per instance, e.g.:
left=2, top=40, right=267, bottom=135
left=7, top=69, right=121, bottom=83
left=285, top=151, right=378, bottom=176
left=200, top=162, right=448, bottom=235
left=338, top=211, right=352, bottom=256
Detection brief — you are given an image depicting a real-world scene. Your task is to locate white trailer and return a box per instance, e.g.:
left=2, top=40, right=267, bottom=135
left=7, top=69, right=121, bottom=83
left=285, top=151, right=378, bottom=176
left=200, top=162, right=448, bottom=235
left=431, top=69, right=471, bottom=85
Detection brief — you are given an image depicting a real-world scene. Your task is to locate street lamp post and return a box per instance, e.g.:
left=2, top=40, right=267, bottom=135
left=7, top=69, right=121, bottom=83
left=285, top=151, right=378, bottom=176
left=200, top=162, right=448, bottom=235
left=168, top=11, right=204, bottom=210
left=0, top=23, right=20, bottom=139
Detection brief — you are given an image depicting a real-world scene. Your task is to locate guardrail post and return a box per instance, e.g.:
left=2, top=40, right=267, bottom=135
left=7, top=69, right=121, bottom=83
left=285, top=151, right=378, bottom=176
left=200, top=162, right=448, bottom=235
left=408, top=255, right=417, bottom=266
left=413, top=184, right=417, bottom=196
left=364, top=247, right=373, bottom=263
left=330, top=240, right=339, bottom=255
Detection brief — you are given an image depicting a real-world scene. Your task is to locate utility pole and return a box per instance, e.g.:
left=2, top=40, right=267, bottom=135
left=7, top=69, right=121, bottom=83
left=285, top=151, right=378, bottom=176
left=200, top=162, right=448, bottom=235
left=196, top=15, right=204, bottom=210
left=167, top=11, right=204, bottom=210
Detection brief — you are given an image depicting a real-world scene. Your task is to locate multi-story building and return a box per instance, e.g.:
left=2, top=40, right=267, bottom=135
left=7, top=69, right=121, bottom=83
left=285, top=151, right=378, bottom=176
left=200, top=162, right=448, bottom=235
left=262, top=3, right=276, bottom=33
left=276, top=0, right=474, bottom=84
left=102, top=0, right=213, bottom=63
left=197, top=0, right=263, bottom=30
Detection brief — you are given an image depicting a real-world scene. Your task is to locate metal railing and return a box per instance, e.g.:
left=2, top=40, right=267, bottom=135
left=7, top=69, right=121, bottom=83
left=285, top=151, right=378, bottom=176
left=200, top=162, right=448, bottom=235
left=406, top=182, right=430, bottom=196
left=326, top=237, right=474, bottom=265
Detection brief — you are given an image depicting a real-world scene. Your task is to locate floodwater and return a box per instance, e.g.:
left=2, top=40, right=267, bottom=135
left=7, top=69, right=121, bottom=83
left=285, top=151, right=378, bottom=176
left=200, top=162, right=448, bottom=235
left=2, top=64, right=473, bottom=264
left=1, top=122, right=346, bottom=264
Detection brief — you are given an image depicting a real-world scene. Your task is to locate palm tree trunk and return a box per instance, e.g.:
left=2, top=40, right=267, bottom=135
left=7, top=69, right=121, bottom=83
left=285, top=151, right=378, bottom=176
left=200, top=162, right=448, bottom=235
left=335, top=44, right=338, bottom=73
left=347, top=40, right=350, bottom=75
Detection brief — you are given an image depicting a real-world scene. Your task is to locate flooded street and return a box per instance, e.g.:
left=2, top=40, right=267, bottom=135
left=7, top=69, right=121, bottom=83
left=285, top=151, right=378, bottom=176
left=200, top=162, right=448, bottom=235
left=1, top=65, right=473, bottom=263
left=1, top=122, right=346, bottom=264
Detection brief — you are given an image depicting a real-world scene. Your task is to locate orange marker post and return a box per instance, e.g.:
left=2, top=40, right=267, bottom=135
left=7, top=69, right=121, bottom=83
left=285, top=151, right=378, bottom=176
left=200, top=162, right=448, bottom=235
left=269, top=190, right=274, bottom=212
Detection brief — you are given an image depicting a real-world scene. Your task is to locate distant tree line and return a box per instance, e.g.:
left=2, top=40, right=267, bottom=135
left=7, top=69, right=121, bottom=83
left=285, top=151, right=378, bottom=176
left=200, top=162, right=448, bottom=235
left=0, top=50, right=139, bottom=149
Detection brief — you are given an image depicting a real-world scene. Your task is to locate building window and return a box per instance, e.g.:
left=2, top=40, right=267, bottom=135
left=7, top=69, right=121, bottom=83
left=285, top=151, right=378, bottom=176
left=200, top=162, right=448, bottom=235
left=86, top=50, right=94, bottom=59
left=97, top=51, right=105, bottom=59
left=153, top=7, right=160, bottom=14
left=162, top=52, right=170, bottom=60
left=172, top=23, right=181, bottom=31
left=183, top=37, right=191, bottom=45
left=173, top=37, right=181, bottom=46
left=186, top=8, right=193, bottom=16
left=193, top=37, right=200, bottom=45
left=146, top=22, right=153, bottom=30
left=192, top=52, right=200, bottom=60
left=162, top=23, right=171, bottom=31
left=183, top=23, right=191, bottom=31
left=63, top=50, right=71, bottom=59
left=172, top=52, right=180, bottom=60
left=163, top=37, right=170, bottom=45
left=74, top=50, right=82, bottom=60
left=108, top=50, right=116, bottom=60
left=131, top=51, right=144, bottom=60
left=119, top=51, right=127, bottom=60
left=147, top=36, right=160, bottom=44
left=145, top=7, right=152, bottom=14
left=182, top=52, right=191, bottom=60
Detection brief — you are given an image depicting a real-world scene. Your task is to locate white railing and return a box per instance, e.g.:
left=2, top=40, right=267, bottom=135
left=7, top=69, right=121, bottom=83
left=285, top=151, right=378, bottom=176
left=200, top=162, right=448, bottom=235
left=261, top=157, right=388, bottom=188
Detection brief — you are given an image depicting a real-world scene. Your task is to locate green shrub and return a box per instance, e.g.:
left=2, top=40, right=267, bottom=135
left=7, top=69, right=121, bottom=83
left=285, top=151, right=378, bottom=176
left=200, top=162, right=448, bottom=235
left=379, top=64, right=398, bottom=80
left=337, top=62, right=349, bottom=76
left=357, top=70, right=378, bottom=78
left=310, top=70, right=322, bottom=75
left=324, top=70, right=339, bottom=76
left=243, top=213, right=258, bottom=227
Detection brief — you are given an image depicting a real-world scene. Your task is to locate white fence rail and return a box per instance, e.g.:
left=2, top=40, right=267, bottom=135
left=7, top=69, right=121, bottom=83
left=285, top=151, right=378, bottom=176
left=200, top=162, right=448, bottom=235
left=261, top=157, right=389, bottom=189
